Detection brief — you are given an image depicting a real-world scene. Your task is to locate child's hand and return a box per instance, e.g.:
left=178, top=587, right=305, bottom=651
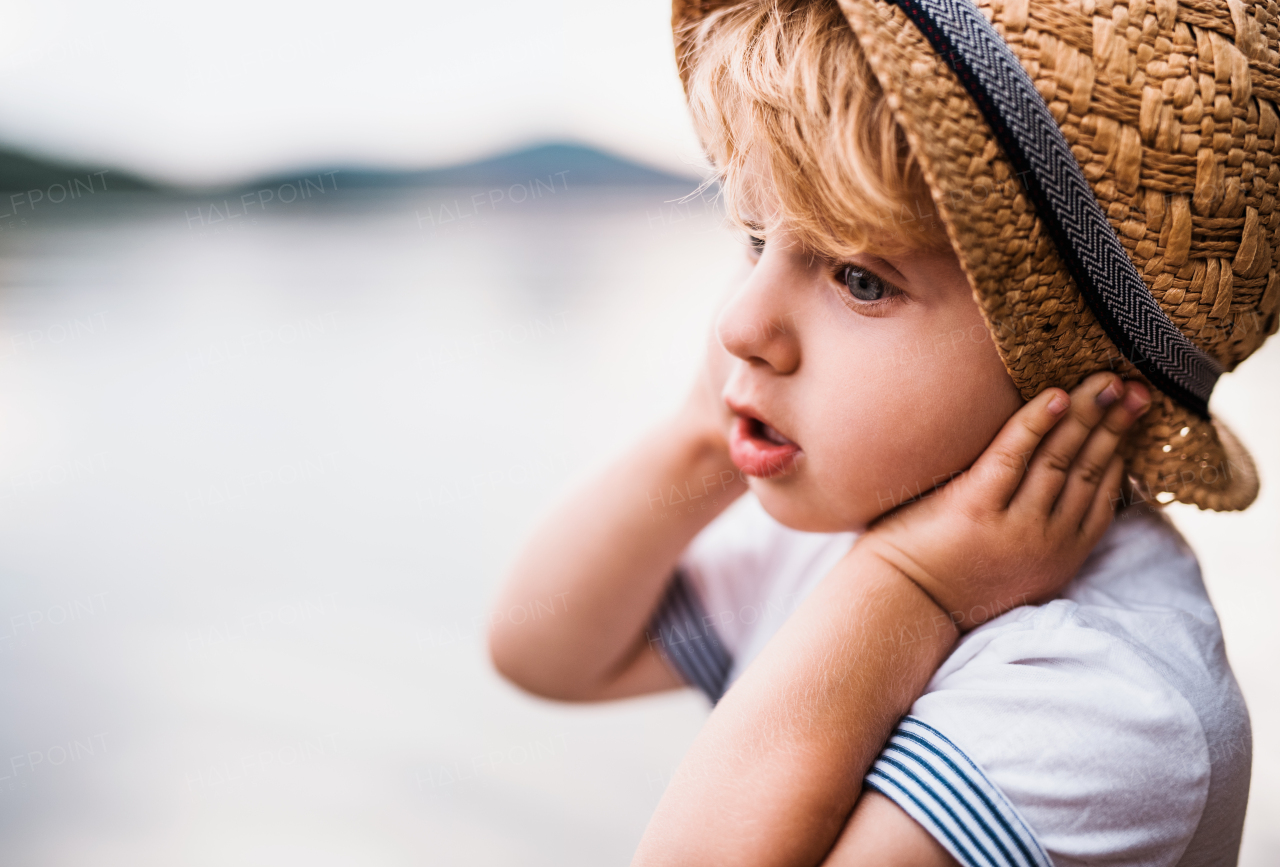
left=677, top=289, right=745, bottom=457
left=857, top=371, right=1151, bottom=631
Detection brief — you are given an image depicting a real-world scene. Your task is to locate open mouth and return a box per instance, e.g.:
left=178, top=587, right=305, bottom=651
left=728, top=413, right=802, bottom=478
left=750, top=417, right=796, bottom=447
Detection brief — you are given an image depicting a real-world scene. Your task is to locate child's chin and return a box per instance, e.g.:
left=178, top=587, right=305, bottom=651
left=750, top=481, right=867, bottom=534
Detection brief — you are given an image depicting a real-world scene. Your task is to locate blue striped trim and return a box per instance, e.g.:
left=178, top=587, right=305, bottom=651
left=889, top=733, right=1028, bottom=866
left=646, top=568, right=733, bottom=703
left=866, top=717, right=1052, bottom=867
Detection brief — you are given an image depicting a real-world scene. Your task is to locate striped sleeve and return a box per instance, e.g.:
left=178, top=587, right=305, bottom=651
left=865, top=717, right=1053, bottom=867
left=645, top=568, right=733, bottom=704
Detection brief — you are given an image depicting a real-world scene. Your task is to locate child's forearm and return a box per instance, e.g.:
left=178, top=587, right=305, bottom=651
left=489, top=413, right=747, bottom=700
left=631, top=545, right=957, bottom=866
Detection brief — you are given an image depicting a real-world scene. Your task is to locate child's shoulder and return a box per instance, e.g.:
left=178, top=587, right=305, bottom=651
left=936, top=500, right=1236, bottom=747
left=902, top=502, right=1251, bottom=867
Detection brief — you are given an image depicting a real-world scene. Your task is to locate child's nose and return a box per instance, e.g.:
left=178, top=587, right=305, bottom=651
left=716, top=266, right=800, bottom=374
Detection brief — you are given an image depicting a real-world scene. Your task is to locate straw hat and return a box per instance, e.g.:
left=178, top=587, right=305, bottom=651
left=673, top=0, right=1280, bottom=510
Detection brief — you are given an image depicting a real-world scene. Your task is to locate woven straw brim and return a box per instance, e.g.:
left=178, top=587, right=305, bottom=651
left=673, top=0, right=1278, bottom=510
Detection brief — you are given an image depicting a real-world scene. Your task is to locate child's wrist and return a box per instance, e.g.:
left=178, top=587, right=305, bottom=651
left=632, top=412, right=747, bottom=528
left=849, top=539, right=962, bottom=645
left=677, top=368, right=737, bottom=450
left=855, top=533, right=1039, bottom=633
left=679, top=427, right=747, bottom=502
left=666, top=405, right=735, bottom=472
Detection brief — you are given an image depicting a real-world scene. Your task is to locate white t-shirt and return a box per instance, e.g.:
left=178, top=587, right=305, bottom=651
left=646, top=494, right=1251, bottom=867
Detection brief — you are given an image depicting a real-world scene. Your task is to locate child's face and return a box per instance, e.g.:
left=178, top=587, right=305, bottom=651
left=718, top=222, right=1023, bottom=533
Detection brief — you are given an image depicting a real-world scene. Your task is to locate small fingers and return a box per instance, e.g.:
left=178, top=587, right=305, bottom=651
left=1081, top=454, right=1128, bottom=541
left=967, top=388, right=1071, bottom=511
left=1013, top=372, right=1124, bottom=513
left=1054, top=382, right=1151, bottom=522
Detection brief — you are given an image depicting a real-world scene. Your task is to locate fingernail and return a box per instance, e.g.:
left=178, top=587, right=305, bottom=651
left=1124, top=386, right=1151, bottom=414
left=1048, top=392, right=1069, bottom=414
left=1096, top=380, right=1122, bottom=408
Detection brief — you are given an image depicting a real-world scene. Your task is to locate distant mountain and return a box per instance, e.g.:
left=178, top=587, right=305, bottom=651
left=0, top=146, right=155, bottom=192
left=254, top=143, right=702, bottom=190
left=0, top=141, right=701, bottom=193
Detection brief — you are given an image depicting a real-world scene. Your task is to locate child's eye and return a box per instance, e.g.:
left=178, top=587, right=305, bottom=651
left=749, top=234, right=765, bottom=252
left=837, top=265, right=896, bottom=302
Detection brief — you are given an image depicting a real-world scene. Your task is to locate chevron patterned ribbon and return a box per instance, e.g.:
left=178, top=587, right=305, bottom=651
left=888, top=0, right=1222, bottom=417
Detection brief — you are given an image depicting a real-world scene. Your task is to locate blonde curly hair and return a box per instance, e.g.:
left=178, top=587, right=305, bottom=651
left=679, top=0, right=948, bottom=257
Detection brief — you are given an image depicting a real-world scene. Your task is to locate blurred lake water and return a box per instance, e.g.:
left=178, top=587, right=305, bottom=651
left=0, top=181, right=1274, bottom=865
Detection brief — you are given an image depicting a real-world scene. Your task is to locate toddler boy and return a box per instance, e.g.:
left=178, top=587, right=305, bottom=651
left=491, top=0, right=1274, bottom=864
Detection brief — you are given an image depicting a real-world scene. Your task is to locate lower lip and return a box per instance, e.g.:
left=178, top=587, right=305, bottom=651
left=728, top=416, right=802, bottom=479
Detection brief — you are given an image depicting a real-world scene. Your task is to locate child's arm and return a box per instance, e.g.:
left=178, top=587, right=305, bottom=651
left=488, top=324, right=747, bottom=701
left=631, top=372, right=1150, bottom=867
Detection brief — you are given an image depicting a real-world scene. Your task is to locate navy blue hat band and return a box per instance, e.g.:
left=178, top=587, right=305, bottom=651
left=887, top=0, right=1223, bottom=418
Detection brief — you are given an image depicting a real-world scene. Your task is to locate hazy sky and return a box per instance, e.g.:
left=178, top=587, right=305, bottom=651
left=0, top=0, right=708, bottom=186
